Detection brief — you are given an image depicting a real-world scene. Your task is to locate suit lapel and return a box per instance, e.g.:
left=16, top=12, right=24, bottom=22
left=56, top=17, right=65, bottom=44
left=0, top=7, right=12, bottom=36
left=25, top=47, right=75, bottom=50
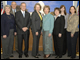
left=35, top=10, right=41, bottom=21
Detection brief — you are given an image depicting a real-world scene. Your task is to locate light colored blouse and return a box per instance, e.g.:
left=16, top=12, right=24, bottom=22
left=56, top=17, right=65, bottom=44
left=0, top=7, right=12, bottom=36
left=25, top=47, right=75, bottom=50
left=62, top=13, right=69, bottom=29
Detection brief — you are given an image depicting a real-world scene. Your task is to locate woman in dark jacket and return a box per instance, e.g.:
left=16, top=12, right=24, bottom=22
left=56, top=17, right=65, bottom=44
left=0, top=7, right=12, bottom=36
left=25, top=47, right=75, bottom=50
left=31, top=3, right=42, bottom=58
left=53, top=7, right=65, bottom=58
left=1, top=5, right=17, bottom=59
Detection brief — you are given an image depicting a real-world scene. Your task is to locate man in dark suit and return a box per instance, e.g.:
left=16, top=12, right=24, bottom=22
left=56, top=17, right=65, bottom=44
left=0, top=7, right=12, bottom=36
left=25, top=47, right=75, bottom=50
left=15, top=2, right=30, bottom=58
left=10, top=1, right=20, bottom=55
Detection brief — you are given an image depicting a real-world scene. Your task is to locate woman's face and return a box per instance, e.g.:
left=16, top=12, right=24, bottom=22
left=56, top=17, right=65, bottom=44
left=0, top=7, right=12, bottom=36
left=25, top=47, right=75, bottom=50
left=44, top=8, right=49, bottom=14
left=5, top=7, right=10, bottom=13
left=55, top=10, right=60, bottom=16
left=70, top=7, right=75, bottom=14
left=60, top=7, right=65, bottom=12
left=35, top=5, right=40, bottom=12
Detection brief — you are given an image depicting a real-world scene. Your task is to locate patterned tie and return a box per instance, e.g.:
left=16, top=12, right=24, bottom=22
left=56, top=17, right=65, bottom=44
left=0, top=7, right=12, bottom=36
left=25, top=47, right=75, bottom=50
left=13, top=9, right=15, bottom=16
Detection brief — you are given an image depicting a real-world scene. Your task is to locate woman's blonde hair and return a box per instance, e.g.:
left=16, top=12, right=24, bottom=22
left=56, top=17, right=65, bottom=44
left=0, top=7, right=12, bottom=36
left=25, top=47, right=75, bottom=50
left=43, top=5, right=50, bottom=12
left=4, top=5, right=11, bottom=10
left=34, top=3, right=41, bottom=10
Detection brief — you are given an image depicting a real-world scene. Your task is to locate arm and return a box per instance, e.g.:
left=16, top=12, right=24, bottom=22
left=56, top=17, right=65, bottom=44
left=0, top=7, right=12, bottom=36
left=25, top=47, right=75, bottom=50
left=12, top=15, right=17, bottom=32
left=27, top=13, right=31, bottom=29
left=60, top=16, right=65, bottom=34
left=49, top=16, right=54, bottom=34
left=71, top=15, right=79, bottom=35
left=15, top=12, right=23, bottom=30
left=32, top=12, right=37, bottom=32
left=1, top=15, right=6, bottom=36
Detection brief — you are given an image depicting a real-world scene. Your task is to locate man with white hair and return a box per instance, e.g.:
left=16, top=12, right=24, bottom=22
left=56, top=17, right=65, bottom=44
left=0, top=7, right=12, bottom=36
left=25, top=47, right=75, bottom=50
left=10, top=1, right=20, bottom=57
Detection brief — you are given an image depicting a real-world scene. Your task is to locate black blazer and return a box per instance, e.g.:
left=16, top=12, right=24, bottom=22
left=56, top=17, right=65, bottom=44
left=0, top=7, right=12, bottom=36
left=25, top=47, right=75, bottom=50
left=31, top=10, right=42, bottom=32
left=53, top=15, right=65, bottom=35
left=15, top=11, right=30, bottom=34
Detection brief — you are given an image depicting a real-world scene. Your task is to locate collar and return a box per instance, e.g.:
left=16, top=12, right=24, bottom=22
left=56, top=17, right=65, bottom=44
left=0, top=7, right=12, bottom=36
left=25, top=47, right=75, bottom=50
left=12, top=8, right=16, bottom=12
left=21, top=10, right=25, bottom=14
left=54, top=14, right=61, bottom=19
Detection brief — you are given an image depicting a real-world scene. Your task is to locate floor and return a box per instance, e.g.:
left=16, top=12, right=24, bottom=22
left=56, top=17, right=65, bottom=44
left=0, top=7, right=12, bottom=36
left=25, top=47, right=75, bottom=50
left=1, top=51, right=79, bottom=59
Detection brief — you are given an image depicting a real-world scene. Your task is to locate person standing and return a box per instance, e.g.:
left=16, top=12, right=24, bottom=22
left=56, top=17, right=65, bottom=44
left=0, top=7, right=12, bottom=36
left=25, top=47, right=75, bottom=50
left=53, top=7, right=65, bottom=58
left=60, top=5, right=69, bottom=55
left=10, top=1, right=20, bottom=55
left=31, top=3, right=42, bottom=58
left=42, top=5, right=54, bottom=58
left=15, top=2, right=30, bottom=58
left=67, top=6, right=79, bottom=59
left=1, top=5, right=17, bottom=59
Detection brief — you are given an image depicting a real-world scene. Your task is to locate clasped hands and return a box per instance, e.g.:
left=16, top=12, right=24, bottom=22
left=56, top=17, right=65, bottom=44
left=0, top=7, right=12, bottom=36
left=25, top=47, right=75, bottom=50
left=22, top=27, right=28, bottom=32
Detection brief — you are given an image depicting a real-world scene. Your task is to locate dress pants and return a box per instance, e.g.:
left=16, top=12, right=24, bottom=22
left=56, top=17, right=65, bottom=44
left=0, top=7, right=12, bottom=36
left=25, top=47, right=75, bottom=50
left=63, top=29, right=67, bottom=54
left=1, top=29, right=14, bottom=59
left=53, top=34, right=63, bottom=57
left=32, top=28, right=41, bottom=56
left=67, top=32, right=78, bottom=58
left=17, top=30, right=29, bottom=55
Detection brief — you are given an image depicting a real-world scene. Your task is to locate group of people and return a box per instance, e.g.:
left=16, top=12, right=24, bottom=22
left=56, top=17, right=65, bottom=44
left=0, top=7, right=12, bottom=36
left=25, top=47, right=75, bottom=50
left=1, top=1, right=79, bottom=59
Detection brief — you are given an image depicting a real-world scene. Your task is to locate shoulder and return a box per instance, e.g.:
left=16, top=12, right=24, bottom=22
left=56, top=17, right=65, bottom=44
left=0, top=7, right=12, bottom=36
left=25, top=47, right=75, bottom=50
left=25, top=11, right=30, bottom=15
left=32, top=11, right=36, bottom=16
left=1, top=13, right=6, bottom=16
left=10, top=13, right=14, bottom=16
left=16, top=11, right=21, bottom=14
left=49, top=13, right=54, bottom=18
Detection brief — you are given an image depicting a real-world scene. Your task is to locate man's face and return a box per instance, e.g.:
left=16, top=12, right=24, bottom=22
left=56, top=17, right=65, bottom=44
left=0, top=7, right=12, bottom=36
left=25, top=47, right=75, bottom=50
left=11, top=2, right=17, bottom=9
left=20, top=3, right=26, bottom=11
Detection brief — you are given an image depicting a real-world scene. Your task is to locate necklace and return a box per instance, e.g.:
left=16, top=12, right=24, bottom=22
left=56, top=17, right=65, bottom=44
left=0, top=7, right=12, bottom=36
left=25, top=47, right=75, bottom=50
left=7, top=15, right=12, bottom=19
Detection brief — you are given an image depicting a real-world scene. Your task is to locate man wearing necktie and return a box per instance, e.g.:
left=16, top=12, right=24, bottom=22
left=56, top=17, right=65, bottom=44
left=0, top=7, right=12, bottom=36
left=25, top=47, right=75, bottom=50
left=10, top=1, right=20, bottom=57
left=15, top=2, right=30, bottom=58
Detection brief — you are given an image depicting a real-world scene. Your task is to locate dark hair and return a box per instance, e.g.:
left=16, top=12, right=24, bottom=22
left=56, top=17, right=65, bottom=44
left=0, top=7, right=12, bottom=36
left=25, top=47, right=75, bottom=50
left=54, top=7, right=61, bottom=15
left=60, top=5, right=67, bottom=15
left=69, top=6, right=76, bottom=14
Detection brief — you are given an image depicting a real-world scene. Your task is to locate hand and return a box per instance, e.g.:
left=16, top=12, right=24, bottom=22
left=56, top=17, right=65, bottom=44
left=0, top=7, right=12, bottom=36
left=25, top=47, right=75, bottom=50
left=22, top=27, right=28, bottom=32
left=48, top=33, right=51, bottom=37
left=71, top=34, right=74, bottom=37
left=14, top=32, right=17, bottom=35
left=58, top=33, right=62, bottom=37
left=36, top=32, right=38, bottom=36
left=24, top=27, right=28, bottom=30
left=3, top=35, right=7, bottom=38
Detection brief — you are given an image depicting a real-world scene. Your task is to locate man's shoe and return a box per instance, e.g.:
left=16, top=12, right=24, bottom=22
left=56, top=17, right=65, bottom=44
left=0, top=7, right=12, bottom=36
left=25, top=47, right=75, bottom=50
left=24, top=54, right=29, bottom=57
left=19, top=55, right=22, bottom=58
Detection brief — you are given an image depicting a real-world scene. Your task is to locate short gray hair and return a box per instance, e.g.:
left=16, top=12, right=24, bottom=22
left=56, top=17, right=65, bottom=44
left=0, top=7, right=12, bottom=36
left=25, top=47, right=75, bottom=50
left=4, top=5, right=11, bottom=10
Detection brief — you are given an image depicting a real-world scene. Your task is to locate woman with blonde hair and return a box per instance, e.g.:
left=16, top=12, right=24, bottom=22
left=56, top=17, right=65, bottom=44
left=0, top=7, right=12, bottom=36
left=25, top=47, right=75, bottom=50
left=31, top=3, right=42, bottom=58
left=1, top=5, right=17, bottom=59
left=42, top=5, right=54, bottom=58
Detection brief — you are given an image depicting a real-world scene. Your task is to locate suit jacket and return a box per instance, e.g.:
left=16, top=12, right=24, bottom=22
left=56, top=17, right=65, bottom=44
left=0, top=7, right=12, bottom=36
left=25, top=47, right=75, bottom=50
left=10, top=8, right=20, bottom=16
left=31, top=10, right=42, bottom=33
left=15, top=10, right=30, bottom=34
left=53, top=15, right=65, bottom=35
left=67, top=13, right=79, bottom=35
